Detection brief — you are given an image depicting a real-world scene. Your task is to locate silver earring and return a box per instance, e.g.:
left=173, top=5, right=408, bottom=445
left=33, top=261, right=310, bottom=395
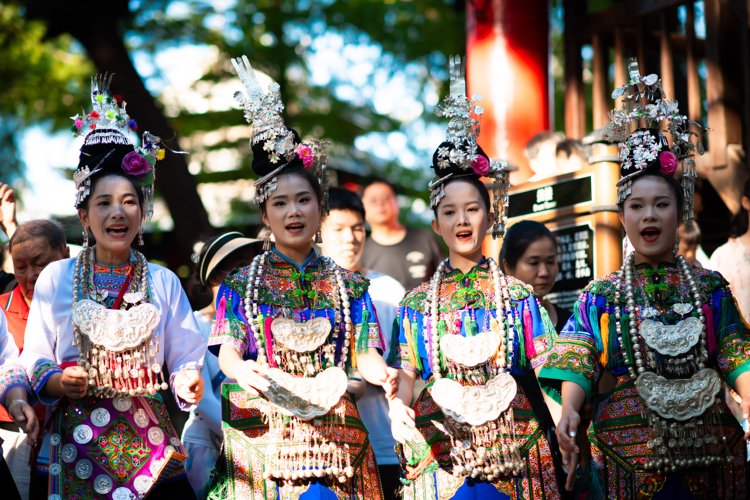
left=82, top=228, right=89, bottom=248
left=313, top=230, right=322, bottom=245
left=262, top=227, right=272, bottom=252
left=138, top=227, right=145, bottom=246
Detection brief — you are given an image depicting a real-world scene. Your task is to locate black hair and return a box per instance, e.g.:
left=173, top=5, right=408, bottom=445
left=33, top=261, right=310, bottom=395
left=327, top=187, right=365, bottom=220
left=678, top=221, right=702, bottom=245
left=501, top=220, right=556, bottom=271
left=9, top=219, right=67, bottom=252
left=730, top=178, right=750, bottom=237
left=617, top=172, right=684, bottom=220
left=76, top=130, right=146, bottom=210
left=431, top=176, right=491, bottom=217
left=361, top=178, right=397, bottom=197
left=258, top=164, right=323, bottom=214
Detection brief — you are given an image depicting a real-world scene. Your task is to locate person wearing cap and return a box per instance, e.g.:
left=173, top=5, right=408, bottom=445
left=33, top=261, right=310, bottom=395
left=18, top=75, right=205, bottom=499
left=540, top=62, right=750, bottom=497
left=207, top=56, right=397, bottom=500
left=388, top=56, right=563, bottom=499
left=183, top=232, right=262, bottom=498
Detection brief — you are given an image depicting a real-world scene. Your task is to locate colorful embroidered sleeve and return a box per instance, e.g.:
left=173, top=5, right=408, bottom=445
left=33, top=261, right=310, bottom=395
left=538, top=291, right=604, bottom=403
left=0, top=316, right=33, bottom=404
left=208, top=283, right=250, bottom=356
left=391, top=305, right=428, bottom=377
left=512, top=293, right=558, bottom=370
left=350, top=291, right=384, bottom=354
left=711, top=284, right=750, bottom=388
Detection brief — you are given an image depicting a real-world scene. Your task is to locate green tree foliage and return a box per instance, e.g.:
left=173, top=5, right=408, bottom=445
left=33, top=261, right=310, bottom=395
left=0, top=4, right=92, bottom=180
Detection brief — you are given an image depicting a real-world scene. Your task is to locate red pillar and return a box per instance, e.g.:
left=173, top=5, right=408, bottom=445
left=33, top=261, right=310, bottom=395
left=466, top=0, right=550, bottom=182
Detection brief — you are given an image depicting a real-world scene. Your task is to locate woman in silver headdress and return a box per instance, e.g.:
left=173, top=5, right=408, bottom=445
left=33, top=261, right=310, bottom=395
left=206, top=56, right=397, bottom=500
left=19, top=76, right=206, bottom=499
left=540, top=61, right=750, bottom=498
left=387, top=56, right=565, bottom=500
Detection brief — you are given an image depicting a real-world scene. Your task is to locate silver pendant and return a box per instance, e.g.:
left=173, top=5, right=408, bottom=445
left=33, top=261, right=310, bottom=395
left=672, top=303, right=694, bottom=315
left=134, top=409, right=149, bottom=428
left=90, top=288, right=109, bottom=302
left=123, top=291, right=145, bottom=304
left=641, top=306, right=660, bottom=318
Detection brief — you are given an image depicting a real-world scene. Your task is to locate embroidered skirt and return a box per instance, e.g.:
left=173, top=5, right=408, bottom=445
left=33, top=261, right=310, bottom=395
left=48, top=394, right=187, bottom=499
left=589, top=380, right=748, bottom=499
left=208, top=383, right=383, bottom=500
left=397, top=382, right=561, bottom=500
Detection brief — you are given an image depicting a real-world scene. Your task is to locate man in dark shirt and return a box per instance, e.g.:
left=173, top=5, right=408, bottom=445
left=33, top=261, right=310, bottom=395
left=361, top=180, right=443, bottom=291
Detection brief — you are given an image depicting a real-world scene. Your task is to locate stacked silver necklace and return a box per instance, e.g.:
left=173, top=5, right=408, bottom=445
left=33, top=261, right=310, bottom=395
left=425, top=258, right=523, bottom=480
left=615, top=253, right=728, bottom=473
left=243, top=250, right=355, bottom=491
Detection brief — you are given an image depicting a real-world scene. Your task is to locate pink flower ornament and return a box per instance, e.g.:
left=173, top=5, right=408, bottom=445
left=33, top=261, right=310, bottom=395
left=659, top=151, right=678, bottom=176
left=122, top=151, right=153, bottom=177
left=471, top=155, right=490, bottom=176
left=296, top=143, right=315, bottom=168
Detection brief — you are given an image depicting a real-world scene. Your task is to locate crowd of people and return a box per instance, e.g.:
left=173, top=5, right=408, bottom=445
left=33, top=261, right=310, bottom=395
left=0, top=54, right=749, bottom=500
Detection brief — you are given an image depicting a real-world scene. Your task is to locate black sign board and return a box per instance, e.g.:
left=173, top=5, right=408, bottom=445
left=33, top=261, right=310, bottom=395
left=546, top=222, right=595, bottom=311
left=507, top=175, right=593, bottom=218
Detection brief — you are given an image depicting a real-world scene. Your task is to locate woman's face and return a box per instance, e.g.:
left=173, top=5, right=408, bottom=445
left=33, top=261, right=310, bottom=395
left=505, top=237, right=558, bottom=298
left=261, top=173, right=321, bottom=256
left=431, top=180, right=492, bottom=261
left=619, top=175, right=679, bottom=264
left=78, top=175, right=142, bottom=258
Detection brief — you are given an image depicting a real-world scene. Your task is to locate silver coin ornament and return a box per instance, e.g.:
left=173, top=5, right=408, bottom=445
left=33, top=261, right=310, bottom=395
left=134, top=475, right=154, bottom=494
left=73, top=425, right=93, bottom=444
left=148, top=427, right=165, bottom=446
left=134, top=409, right=149, bottom=428
left=91, top=408, right=111, bottom=427
left=61, top=443, right=78, bottom=463
left=75, top=459, right=93, bottom=479
left=93, top=474, right=114, bottom=495
left=112, top=486, right=135, bottom=500
left=113, top=396, right=132, bottom=412
left=49, top=464, right=61, bottom=476
left=50, top=433, right=61, bottom=446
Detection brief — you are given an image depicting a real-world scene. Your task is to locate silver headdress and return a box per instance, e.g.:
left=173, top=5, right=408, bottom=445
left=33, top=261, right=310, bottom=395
left=72, top=74, right=164, bottom=221
left=605, top=59, right=706, bottom=221
left=430, top=55, right=512, bottom=239
left=231, top=56, right=328, bottom=207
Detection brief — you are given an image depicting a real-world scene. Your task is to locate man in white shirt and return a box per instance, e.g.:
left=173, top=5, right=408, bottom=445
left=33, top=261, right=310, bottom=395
left=319, top=187, right=405, bottom=499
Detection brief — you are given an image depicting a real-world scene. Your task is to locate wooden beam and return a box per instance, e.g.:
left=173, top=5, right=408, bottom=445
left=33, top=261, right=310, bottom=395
left=592, top=34, right=609, bottom=129
left=563, top=0, right=586, bottom=138
left=685, top=2, right=702, bottom=123
left=614, top=28, right=627, bottom=88
left=659, top=11, right=675, bottom=98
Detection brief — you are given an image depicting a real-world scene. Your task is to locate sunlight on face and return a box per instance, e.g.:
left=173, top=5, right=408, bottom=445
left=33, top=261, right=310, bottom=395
left=619, top=175, right=679, bottom=265
left=432, top=180, right=492, bottom=267
left=261, top=173, right=321, bottom=259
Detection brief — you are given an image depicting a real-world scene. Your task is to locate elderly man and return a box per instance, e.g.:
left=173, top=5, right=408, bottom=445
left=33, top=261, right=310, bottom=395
left=0, top=219, right=69, bottom=499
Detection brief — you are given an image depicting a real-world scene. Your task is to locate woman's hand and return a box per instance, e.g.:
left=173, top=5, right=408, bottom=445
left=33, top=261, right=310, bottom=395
left=6, top=388, right=40, bottom=446
left=174, top=369, right=204, bottom=405
left=60, top=365, right=88, bottom=399
left=388, top=398, right=416, bottom=444
left=235, top=359, right=270, bottom=395
left=556, top=406, right=581, bottom=491
left=380, top=367, right=399, bottom=400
